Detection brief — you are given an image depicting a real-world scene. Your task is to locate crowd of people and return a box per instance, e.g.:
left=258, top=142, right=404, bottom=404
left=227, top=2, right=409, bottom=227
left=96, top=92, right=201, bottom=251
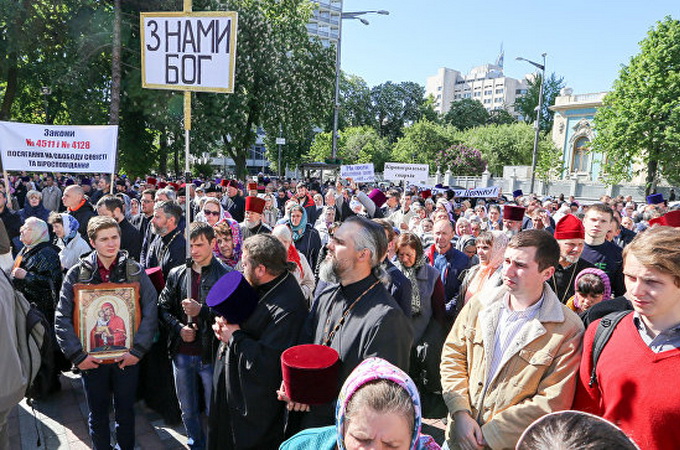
left=0, top=170, right=678, bottom=450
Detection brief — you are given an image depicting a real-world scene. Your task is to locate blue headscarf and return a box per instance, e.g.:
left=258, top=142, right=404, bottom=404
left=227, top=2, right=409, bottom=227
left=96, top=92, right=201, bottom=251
left=61, top=213, right=80, bottom=242
left=287, top=205, right=308, bottom=242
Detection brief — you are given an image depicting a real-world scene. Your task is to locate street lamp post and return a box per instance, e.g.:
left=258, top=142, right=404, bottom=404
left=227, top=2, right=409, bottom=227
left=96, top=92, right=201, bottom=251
left=516, top=53, right=546, bottom=195
left=331, top=9, right=389, bottom=160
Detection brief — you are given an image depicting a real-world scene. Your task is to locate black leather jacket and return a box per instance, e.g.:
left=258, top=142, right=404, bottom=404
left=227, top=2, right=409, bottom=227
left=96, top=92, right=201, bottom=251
left=158, top=256, right=231, bottom=363
left=13, top=241, right=63, bottom=315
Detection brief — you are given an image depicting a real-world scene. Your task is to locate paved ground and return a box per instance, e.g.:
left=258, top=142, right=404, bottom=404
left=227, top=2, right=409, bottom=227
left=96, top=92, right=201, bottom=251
left=8, top=372, right=189, bottom=449
left=8, top=371, right=446, bottom=449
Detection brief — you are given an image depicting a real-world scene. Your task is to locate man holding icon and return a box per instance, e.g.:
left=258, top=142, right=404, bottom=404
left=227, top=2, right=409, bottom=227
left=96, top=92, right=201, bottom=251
left=55, top=216, right=158, bottom=450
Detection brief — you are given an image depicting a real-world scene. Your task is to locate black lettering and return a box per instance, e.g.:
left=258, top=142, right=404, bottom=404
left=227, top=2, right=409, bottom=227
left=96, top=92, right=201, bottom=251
left=182, top=20, right=197, bottom=53
left=197, top=19, right=215, bottom=53
left=165, top=20, right=182, bottom=52
left=181, top=55, right=196, bottom=84
left=146, top=19, right=160, bottom=51
left=215, top=19, right=230, bottom=53
left=166, top=54, right=179, bottom=84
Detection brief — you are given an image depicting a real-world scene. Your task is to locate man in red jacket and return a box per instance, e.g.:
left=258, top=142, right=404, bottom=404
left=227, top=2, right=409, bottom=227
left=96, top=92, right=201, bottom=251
left=573, top=225, right=680, bottom=450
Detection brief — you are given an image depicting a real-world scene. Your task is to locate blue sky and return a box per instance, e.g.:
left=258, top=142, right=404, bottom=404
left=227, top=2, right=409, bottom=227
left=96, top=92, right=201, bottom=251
left=340, top=0, right=679, bottom=94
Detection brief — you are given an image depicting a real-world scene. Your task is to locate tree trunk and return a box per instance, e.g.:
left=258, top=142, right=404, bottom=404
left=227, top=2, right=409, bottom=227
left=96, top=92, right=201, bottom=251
left=646, top=157, right=658, bottom=197
left=0, top=57, right=18, bottom=121
left=158, top=130, right=168, bottom=175
left=109, top=0, right=122, bottom=126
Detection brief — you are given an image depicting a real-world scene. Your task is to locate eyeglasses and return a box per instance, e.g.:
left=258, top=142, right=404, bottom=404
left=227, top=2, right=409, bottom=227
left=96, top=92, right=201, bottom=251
left=203, top=210, right=220, bottom=216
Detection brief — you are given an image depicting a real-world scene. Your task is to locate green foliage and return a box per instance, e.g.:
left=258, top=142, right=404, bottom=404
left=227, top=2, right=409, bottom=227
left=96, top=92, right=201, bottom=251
left=194, top=0, right=335, bottom=178
left=443, top=98, right=489, bottom=130
left=307, top=126, right=391, bottom=171
left=371, top=81, right=426, bottom=142
left=591, top=16, right=680, bottom=193
left=456, top=122, right=559, bottom=176
left=391, top=120, right=458, bottom=170
left=435, top=144, right=486, bottom=176
left=487, top=108, right=516, bottom=126
left=513, top=72, right=564, bottom=133
left=336, top=72, right=374, bottom=129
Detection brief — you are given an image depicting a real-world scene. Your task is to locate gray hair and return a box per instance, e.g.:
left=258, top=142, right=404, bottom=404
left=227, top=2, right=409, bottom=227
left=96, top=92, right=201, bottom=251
left=155, top=188, right=176, bottom=201
left=345, top=216, right=389, bottom=283
left=27, top=189, right=42, bottom=199
left=272, top=224, right=292, bottom=244
left=154, top=200, right=182, bottom=225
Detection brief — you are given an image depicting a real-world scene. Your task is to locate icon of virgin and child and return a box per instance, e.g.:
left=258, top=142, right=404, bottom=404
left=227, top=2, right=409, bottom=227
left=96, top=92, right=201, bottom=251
left=89, top=301, right=127, bottom=352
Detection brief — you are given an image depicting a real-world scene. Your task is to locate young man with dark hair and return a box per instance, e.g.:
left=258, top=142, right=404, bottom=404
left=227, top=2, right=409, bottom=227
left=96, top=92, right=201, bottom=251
left=55, top=216, right=158, bottom=450
left=441, top=229, right=584, bottom=449
left=159, top=222, right=230, bottom=450
left=96, top=195, right=142, bottom=261
left=581, top=204, right=625, bottom=296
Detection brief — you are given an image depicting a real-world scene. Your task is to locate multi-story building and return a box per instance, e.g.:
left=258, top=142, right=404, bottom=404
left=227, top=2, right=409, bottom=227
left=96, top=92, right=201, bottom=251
left=425, top=64, right=529, bottom=117
left=307, top=0, right=343, bottom=47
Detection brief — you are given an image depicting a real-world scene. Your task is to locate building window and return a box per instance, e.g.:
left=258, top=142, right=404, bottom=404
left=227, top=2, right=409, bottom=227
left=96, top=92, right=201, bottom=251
left=474, top=92, right=481, bottom=97
left=572, top=137, right=590, bottom=172
left=495, top=88, right=504, bottom=94
left=515, top=89, right=527, bottom=95
left=484, top=90, right=492, bottom=96
left=437, top=86, right=442, bottom=91
left=494, top=98, right=503, bottom=103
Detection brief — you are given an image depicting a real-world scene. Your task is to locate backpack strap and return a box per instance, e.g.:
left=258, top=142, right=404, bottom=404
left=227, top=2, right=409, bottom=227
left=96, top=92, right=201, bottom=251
left=589, top=310, right=632, bottom=387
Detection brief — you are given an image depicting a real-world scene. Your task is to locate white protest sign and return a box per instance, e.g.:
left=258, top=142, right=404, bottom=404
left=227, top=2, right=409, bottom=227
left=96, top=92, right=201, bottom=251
left=383, top=162, right=429, bottom=184
left=0, top=121, right=118, bottom=173
left=340, top=163, right=375, bottom=183
left=141, top=12, right=238, bottom=93
left=451, top=186, right=500, bottom=198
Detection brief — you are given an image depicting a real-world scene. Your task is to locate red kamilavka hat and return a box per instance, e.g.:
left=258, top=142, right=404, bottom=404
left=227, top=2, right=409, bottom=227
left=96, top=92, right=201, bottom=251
left=503, top=204, right=525, bottom=222
left=245, top=196, right=266, bottom=214
left=281, top=344, right=340, bottom=405
left=554, top=214, right=585, bottom=240
left=650, top=210, right=680, bottom=228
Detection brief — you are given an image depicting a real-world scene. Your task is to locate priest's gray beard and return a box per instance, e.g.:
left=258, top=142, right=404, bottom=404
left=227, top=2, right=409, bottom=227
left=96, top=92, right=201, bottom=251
left=318, top=257, right=340, bottom=284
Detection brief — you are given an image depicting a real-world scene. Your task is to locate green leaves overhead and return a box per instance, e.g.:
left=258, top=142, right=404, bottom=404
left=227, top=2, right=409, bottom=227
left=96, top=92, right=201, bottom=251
left=591, top=16, right=680, bottom=193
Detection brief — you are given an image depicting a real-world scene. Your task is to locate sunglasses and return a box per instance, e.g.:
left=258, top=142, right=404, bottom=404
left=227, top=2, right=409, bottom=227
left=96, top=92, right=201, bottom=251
left=203, top=210, right=220, bottom=216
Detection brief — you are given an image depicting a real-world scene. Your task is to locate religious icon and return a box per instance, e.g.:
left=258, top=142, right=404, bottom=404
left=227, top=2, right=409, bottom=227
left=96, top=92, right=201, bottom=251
left=73, top=283, right=140, bottom=362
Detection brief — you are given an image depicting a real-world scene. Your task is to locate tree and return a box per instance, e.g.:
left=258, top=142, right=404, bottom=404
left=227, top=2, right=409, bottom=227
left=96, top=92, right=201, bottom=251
left=513, top=72, right=565, bottom=133
left=435, top=144, right=486, bottom=176
left=306, top=126, right=391, bottom=171
left=371, top=81, right=425, bottom=142
left=336, top=72, right=374, bottom=129
left=391, top=120, right=458, bottom=170
left=591, top=16, right=680, bottom=194
left=443, top=98, right=489, bottom=130
left=487, top=108, right=516, bottom=126
left=457, top=122, right=560, bottom=177
left=194, top=0, right=335, bottom=178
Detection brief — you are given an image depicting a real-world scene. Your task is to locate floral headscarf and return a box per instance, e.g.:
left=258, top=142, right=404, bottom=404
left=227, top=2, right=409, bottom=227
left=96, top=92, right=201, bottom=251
left=213, top=217, right=242, bottom=268
left=287, top=205, right=308, bottom=242
left=335, top=358, right=441, bottom=450
left=196, top=197, right=233, bottom=224
left=20, top=217, right=50, bottom=249
left=60, top=213, right=81, bottom=242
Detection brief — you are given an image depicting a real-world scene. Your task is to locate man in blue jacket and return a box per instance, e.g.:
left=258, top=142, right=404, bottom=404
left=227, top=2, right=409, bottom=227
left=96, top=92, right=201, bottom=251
left=55, top=216, right=158, bottom=450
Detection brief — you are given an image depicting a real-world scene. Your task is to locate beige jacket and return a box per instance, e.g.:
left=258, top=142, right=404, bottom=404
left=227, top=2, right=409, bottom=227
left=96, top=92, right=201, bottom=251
left=440, top=284, right=584, bottom=449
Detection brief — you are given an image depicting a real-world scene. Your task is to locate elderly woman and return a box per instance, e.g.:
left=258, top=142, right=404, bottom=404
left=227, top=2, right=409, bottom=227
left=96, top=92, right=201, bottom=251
left=286, top=204, right=322, bottom=270
left=459, top=230, right=508, bottom=307
left=272, top=224, right=315, bottom=304
left=280, top=357, right=441, bottom=450
left=12, top=217, right=63, bottom=395
left=19, top=189, right=51, bottom=222
left=48, top=212, right=91, bottom=271
left=213, top=219, right=242, bottom=268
